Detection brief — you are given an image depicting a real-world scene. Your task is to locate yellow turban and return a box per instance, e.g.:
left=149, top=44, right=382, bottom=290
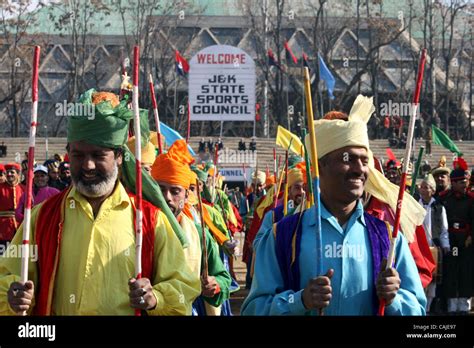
left=127, top=131, right=164, bottom=166
left=189, top=170, right=198, bottom=188
left=187, top=189, right=199, bottom=206
left=151, top=139, right=194, bottom=189
left=287, top=167, right=306, bottom=188
left=305, top=95, right=425, bottom=242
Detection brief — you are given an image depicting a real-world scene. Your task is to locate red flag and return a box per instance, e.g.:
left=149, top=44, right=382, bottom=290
left=284, top=41, right=298, bottom=64
left=175, top=50, right=189, bottom=76
left=303, top=52, right=311, bottom=71
left=267, top=49, right=283, bottom=71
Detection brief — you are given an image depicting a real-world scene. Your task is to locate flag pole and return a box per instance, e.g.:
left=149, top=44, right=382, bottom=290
left=304, top=67, right=324, bottom=316
left=410, top=146, right=425, bottom=196
left=148, top=74, right=163, bottom=155
left=196, top=178, right=209, bottom=278
left=186, top=102, right=191, bottom=144
left=132, top=46, right=143, bottom=317
left=378, top=49, right=427, bottom=316
left=20, top=46, right=40, bottom=316
left=283, top=150, right=289, bottom=216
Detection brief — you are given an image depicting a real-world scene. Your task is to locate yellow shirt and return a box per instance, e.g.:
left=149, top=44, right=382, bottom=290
left=0, top=182, right=200, bottom=315
left=180, top=212, right=202, bottom=279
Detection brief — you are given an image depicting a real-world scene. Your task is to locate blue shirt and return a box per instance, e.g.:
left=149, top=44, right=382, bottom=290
left=241, top=200, right=426, bottom=316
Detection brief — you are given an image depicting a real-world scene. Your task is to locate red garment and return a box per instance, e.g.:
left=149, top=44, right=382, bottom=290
left=243, top=197, right=279, bottom=264
left=0, top=182, right=24, bottom=241
left=228, top=202, right=243, bottom=236
left=242, top=195, right=265, bottom=264
left=365, top=197, right=435, bottom=288
left=34, top=188, right=158, bottom=315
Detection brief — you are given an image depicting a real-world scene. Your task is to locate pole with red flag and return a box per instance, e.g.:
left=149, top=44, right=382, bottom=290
left=20, top=46, right=40, bottom=316
left=148, top=74, right=163, bottom=154
left=186, top=102, right=191, bottom=143
left=132, top=46, right=143, bottom=316
left=378, top=48, right=427, bottom=316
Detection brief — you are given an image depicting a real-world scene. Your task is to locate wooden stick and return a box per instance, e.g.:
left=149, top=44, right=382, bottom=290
left=410, top=146, right=425, bottom=196
left=132, top=46, right=143, bottom=316
left=148, top=74, right=163, bottom=154
left=196, top=178, right=209, bottom=278
left=20, top=46, right=40, bottom=316
left=304, top=67, right=325, bottom=316
left=283, top=150, right=289, bottom=216
left=378, top=49, right=427, bottom=316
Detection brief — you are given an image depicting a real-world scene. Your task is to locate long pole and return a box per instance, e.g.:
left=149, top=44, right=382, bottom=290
left=273, top=148, right=277, bottom=206
left=283, top=150, right=289, bottom=216
left=286, top=73, right=290, bottom=131
left=20, top=46, right=40, bottom=316
left=186, top=102, right=191, bottom=143
left=303, top=67, right=323, bottom=284
left=196, top=178, right=209, bottom=278
left=410, top=146, right=425, bottom=196
left=378, top=49, right=427, bottom=316
left=301, top=128, right=314, bottom=208
left=173, top=70, right=178, bottom=129
left=242, top=163, right=250, bottom=213
left=132, top=46, right=143, bottom=317
left=44, top=125, right=48, bottom=160
left=273, top=155, right=284, bottom=210
left=148, top=74, right=163, bottom=154
left=263, top=0, right=269, bottom=138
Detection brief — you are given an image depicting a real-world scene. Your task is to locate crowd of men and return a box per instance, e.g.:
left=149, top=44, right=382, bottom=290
left=0, top=90, right=472, bottom=316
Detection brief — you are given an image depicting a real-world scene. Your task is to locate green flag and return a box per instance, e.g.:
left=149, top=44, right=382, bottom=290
left=431, top=125, right=462, bottom=156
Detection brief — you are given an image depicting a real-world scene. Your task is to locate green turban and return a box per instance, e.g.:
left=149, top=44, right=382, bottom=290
left=288, top=155, right=304, bottom=169
left=67, top=89, right=134, bottom=148
left=190, top=165, right=208, bottom=182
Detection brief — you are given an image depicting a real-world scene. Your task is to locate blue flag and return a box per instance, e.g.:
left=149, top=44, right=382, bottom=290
left=159, top=121, right=196, bottom=156
left=318, top=53, right=335, bottom=99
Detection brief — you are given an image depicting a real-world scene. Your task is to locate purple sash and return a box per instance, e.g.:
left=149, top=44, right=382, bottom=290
left=275, top=211, right=390, bottom=312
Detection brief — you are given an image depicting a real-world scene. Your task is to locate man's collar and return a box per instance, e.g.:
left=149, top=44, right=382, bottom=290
left=308, top=199, right=366, bottom=226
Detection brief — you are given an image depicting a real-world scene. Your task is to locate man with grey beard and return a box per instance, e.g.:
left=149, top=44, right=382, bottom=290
left=0, top=89, right=200, bottom=315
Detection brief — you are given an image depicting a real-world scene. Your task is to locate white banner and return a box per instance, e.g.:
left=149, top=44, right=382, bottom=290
left=219, top=167, right=252, bottom=182
left=189, top=45, right=255, bottom=121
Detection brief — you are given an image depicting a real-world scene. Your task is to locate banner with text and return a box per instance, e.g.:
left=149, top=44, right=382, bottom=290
left=189, top=45, right=255, bottom=121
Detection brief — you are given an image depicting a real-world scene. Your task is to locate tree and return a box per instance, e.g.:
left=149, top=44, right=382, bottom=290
left=0, top=0, right=46, bottom=136
left=439, top=0, right=468, bottom=135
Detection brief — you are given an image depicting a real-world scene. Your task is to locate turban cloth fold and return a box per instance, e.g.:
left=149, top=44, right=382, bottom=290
left=287, top=163, right=307, bottom=188
left=251, top=170, right=266, bottom=186
left=67, top=89, right=133, bottom=149
left=5, top=163, right=21, bottom=172
left=265, top=175, right=275, bottom=187
left=127, top=132, right=159, bottom=166
left=421, top=174, right=436, bottom=192
left=151, top=139, right=195, bottom=189
left=305, top=95, right=425, bottom=242
left=191, top=165, right=208, bottom=182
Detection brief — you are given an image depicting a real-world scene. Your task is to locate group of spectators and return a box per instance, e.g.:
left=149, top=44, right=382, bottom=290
left=0, top=153, right=71, bottom=248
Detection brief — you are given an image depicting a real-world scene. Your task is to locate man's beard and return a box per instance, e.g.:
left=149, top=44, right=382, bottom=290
left=73, top=163, right=118, bottom=198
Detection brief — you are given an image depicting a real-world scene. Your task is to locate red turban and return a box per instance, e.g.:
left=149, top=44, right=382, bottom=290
left=5, top=163, right=21, bottom=172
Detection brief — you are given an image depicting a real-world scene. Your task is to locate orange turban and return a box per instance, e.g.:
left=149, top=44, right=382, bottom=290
left=265, top=174, right=275, bottom=186
left=151, top=139, right=195, bottom=189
